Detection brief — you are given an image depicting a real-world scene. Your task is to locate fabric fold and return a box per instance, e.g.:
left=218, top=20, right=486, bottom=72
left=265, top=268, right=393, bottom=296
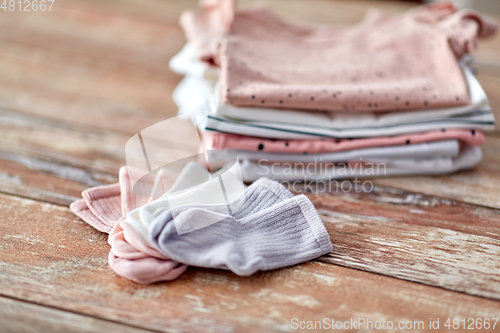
left=205, top=129, right=484, bottom=154
left=214, top=1, right=497, bottom=112
left=128, top=178, right=332, bottom=276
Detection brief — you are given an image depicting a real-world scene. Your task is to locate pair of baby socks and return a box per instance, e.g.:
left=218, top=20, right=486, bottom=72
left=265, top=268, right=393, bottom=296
left=127, top=176, right=332, bottom=276
left=71, top=163, right=332, bottom=283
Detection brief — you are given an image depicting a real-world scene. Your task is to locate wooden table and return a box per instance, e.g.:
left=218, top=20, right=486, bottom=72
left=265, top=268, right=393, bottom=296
left=1, top=0, right=500, bottom=332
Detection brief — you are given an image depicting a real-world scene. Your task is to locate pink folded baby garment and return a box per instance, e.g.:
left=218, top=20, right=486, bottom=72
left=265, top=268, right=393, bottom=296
left=180, top=0, right=234, bottom=64
left=108, top=219, right=188, bottom=284
left=70, top=167, right=155, bottom=233
left=181, top=1, right=497, bottom=112
left=206, top=128, right=484, bottom=154
left=70, top=166, right=188, bottom=284
left=70, top=183, right=121, bottom=233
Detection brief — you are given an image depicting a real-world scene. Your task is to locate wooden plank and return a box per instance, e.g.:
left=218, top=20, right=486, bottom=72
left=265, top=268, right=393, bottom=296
left=0, top=8, right=184, bottom=70
left=291, top=183, right=500, bottom=299
left=2, top=100, right=500, bottom=211
left=0, top=158, right=88, bottom=206
left=373, top=136, right=500, bottom=210
left=1, top=193, right=499, bottom=333
left=0, top=38, right=180, bottom=134
left=0, top=296, right=154, bottom=333
left=0, top=1, right=185, bottom=134
left=0, top=109, right=124, bottom=205
left=56, top=0, right=198, bottom=27
left=0, top=109, right=199, bottom=205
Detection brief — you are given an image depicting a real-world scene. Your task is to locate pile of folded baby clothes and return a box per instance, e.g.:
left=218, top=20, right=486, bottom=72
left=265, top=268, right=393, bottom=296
left=170, top=0, right=497, bottom=182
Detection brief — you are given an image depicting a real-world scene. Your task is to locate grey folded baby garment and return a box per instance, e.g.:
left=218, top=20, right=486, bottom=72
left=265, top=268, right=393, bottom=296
left=144, top=178, right=332, bottom=276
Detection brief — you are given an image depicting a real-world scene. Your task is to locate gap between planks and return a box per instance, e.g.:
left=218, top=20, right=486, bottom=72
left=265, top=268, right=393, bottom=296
left=0, top=295, right=157, bottom=333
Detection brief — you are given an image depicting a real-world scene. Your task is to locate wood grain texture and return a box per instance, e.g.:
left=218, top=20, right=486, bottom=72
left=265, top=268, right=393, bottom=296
left=2, top=105, right=500, bottom=300
left=0, top=109, right=198, bottom=205
left=0, top=3, right=184, bottom=134
left=1, top=193, right=499, bottom=333
left=289, top=183, right=500, bottom=299
left=1, top=0, right=500, bottom=331
left=373, top=136, right=500, bottom=210
left=0, top=296, right=154, bottom=333
left=0, top=109, right=124, bottom=204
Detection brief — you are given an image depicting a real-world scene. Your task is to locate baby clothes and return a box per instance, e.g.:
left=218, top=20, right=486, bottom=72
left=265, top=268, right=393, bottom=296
left=170, top=43, right=494, bottom=140
left=180, top=0, right=235, bottom=65
left=182, top=0, right=497, bottom=112
left=170, top=54, right=495, bottom=139
left=214, top=60, right=490, bottom=128
left=124, top=174, right=292, bottom=246
left=108, top=167, right=189, bottom=284
left=108, top=220, right=188, bottom=284
left=239, top=145, right=483, bottom=182
left=70, top=166, right=189, bottom=284
left=205, top=129, right=483, bottom=154
left=173, top=1, right=494, bottom=183
left=203, top=113, right=494, bottom=140
left=71, top=163, right=333, bottom=282
left=206, top=140, right=461, bottom=166
left=123, top=177, right=332, bottom=276
left=70, top=167, right=163, bottom=233
left=70, top=184, right=121, bottom=233
left=150, top=195, right=331, bottom=276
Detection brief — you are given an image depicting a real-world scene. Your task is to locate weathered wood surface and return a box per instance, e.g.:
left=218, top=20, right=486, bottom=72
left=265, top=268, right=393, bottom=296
left=373, top=136, right=500, bottom=209
left=2, top=107, right=500, bottom=301
left=1, top=194, right=499, bottom=333
left=0, top=108, right=200, bottom=205
left=290, top=184, right=500, bottom=299
left=0, top=109, right=123, bottom=205
left=1, top=0, right=500, bottom=331
left=0, top=1, right=185, bottom=134
left=0, top=296, right=154, bottom=333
